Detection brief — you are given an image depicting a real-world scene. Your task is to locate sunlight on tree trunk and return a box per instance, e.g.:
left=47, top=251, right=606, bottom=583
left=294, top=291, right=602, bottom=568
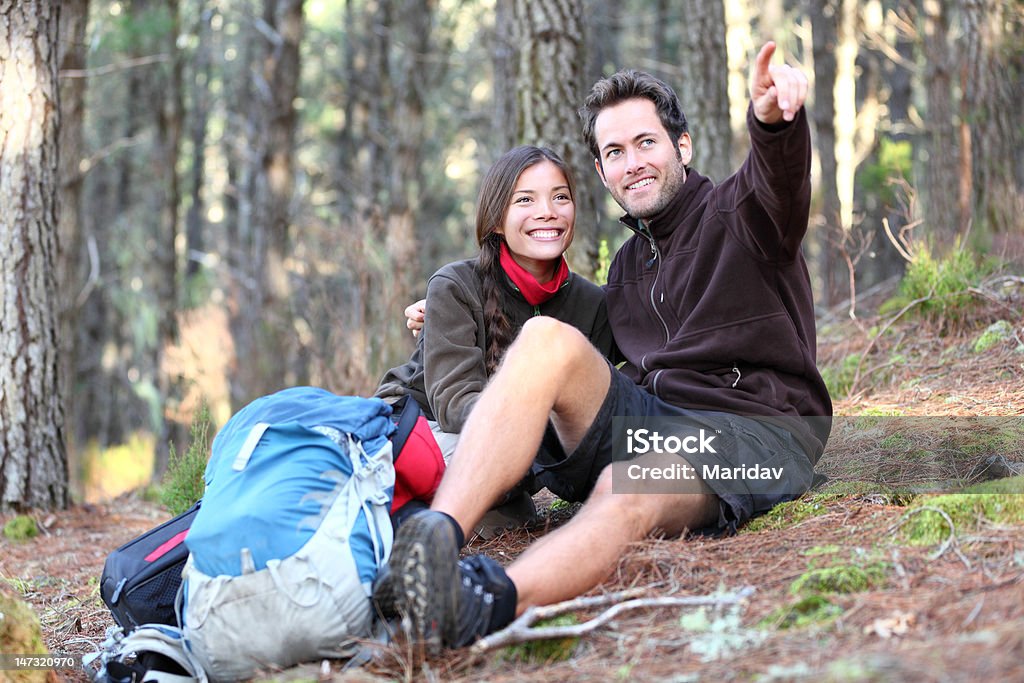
left=0, top=0, right=68, bottom=510
left=834, top=0, right=858, bottom=233
left=725, top=0, right=753, bottom=169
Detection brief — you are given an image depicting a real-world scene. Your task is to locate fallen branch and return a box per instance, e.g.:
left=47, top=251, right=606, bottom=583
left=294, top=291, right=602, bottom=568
left=887, top=505, right=971, bottom=568
left=470, top=586, right=755, bottom=653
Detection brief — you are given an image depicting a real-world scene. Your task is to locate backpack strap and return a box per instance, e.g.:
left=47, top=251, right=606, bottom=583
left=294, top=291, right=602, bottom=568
left=389, top=395, right=422, bottom=463
left=85, top=624, right=208, bottom=683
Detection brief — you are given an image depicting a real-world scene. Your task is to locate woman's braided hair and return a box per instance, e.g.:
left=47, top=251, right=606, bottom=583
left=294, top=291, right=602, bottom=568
left=475, top=146, right=576, bottom=375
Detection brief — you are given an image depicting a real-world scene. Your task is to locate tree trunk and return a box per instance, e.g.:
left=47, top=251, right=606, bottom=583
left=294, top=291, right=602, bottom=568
left=677, top=0, right=733, bottom=183
left=512, top=0, right=602, bottom=278
left=810, top=0, right=843, bottom=307
left=879, top=0, right=913, bottom=280
left=150, top=0, right=185, bottom=475
left=56, top=0, right=90, bottom=460
left=919, top=0, right=962, bottom=251
left=0, top=0, right=68, bottom=510
left=384, top=0, right=439, bottom=374
left=961, top=0, right=1024, bottom=236
left=185, top=6, right=214, bottom=282
left=228, top=0, right=305, bottom=407
left=490, top=0, right=517, bottom=156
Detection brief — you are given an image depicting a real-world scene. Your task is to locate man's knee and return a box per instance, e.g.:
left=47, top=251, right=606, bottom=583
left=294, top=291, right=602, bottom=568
left=508, top=317, right=598, bottom=372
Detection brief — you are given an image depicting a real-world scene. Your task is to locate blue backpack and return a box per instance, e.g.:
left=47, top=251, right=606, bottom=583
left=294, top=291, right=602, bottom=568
left=180, top=387, right=397, bottom=680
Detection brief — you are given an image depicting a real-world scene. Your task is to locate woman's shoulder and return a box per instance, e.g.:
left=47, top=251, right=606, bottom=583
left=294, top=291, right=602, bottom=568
left=427, top=258, right=484, bottom=303
left=430, top=258, right=479, bottom=284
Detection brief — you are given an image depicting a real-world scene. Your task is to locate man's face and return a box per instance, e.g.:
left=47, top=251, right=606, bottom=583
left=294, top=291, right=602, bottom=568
left=593, top=98, right=691, bottom=220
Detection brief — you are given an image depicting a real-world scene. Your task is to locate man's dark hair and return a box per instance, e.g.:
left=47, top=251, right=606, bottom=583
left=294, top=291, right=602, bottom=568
left=579, top=70, right=688, bottom=160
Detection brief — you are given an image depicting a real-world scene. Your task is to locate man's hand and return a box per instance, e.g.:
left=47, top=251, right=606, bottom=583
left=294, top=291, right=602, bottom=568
left=750, top=41, right=808, bottom=125
left=405, top=299, right=426, bottom=338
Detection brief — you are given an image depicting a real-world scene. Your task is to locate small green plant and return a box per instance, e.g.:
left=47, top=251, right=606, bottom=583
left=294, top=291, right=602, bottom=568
left=789, top=563, right=887, bottom=596
left=820, top=353, right=861, bottom=398
left=161, top=401, right=214, bottom=515
left=973, top=320, right=1015, bottom=353
left=880, top=246, right=993, bottom=328
left=498, top=614, right=579, bottom=663
left=761, top=594, right=843, bottom=630
left=3, top=516, right=38, bottom=542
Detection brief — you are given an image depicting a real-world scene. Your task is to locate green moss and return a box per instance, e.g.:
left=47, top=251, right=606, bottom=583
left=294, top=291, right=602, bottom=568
left=0, top=592, right=49, bottom=683
left=744, top=482, right=915, bottom=535
left=789, top=564, right=887, bottom=596
left=900, top=486, right=1024, bottom=545
left=761, top=594, right=843, bottom=630
left=499, top=615, right=579, bottom=663
left=973, top=320, right=1015, bottom=353
left=3, top=515, right=39, bottom=542
left=802, top=544, right=841, bottom=557
left=856, top=406, right=906, bottom=417
left=743, top=497, right=830, bottom=533
left=880, top=433, right=911, bottom=450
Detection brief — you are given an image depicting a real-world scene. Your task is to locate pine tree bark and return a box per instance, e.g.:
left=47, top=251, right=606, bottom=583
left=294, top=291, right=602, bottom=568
left=228, top=0, right=305, bottom=407
left=677, top=0, right=733, bottom=183
left=0, top=0, right=68, bottom=510
left=150, top=0, right=184, bottom=474
left=56, top=0, right=90, bottom=456
left=919, top=0, right=962, bottom=251
left=185, top=6, right=213, bottom=281
left=810, top=0, right=843, bottom=307
left=961, top=0, right=1024, bottom=236
left=511, top=0, right=602, bottom=278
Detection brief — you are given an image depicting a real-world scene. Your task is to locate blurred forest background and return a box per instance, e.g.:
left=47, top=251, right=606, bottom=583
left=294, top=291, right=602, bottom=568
left=1, top=0, right=1022, bottom=509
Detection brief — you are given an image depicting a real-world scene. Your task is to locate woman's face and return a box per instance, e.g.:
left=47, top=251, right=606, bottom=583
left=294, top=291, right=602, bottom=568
left=496, top=160, right=575, bottom=282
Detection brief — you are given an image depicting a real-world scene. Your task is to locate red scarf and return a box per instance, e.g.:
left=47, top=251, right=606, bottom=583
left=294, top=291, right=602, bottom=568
left=499, top=241, right=570, bottom=306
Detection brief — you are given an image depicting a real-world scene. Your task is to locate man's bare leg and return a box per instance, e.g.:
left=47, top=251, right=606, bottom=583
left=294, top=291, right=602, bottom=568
left=430, top=316, right=613, bottom=536
left=507, top=461, right=718, bottom=612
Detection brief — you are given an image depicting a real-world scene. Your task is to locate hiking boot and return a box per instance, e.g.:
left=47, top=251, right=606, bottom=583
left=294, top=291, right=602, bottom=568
left=448, top=555, right=518, bottom=648
left=371, top=564, right=399, bottom=620
left=380, top=510, right=462, bottom=653
left=473, top=491, right=538, bottom=541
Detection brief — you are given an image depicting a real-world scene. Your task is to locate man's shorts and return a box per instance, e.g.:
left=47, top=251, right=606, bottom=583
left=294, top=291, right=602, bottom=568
left=531, top=362, right=816, bottom=534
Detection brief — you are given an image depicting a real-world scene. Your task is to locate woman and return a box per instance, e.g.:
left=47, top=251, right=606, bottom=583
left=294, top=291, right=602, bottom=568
left=376, top=146, right=616, bottom=534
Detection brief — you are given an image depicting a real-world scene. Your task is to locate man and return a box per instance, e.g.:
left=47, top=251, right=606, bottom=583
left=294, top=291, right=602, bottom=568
left=374, top=41, right=832, bottom=651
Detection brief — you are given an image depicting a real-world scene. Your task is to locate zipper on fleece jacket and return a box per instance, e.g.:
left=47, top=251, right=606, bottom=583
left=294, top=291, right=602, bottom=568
left=635, top=220, right=671, bottom=364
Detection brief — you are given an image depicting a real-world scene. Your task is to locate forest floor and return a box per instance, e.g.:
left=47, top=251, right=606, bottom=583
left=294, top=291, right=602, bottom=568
left=2, top=273, right=1024, bottom=683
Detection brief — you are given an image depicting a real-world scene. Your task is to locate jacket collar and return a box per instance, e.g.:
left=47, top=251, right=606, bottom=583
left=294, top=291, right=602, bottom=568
left=618, top=167, right=713, bottom=240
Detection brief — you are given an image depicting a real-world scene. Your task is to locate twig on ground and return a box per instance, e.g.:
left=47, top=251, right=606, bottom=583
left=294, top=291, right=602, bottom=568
left=887, top=505, right=971, bottom=568
left=470, top=586, right=755, bottom=653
